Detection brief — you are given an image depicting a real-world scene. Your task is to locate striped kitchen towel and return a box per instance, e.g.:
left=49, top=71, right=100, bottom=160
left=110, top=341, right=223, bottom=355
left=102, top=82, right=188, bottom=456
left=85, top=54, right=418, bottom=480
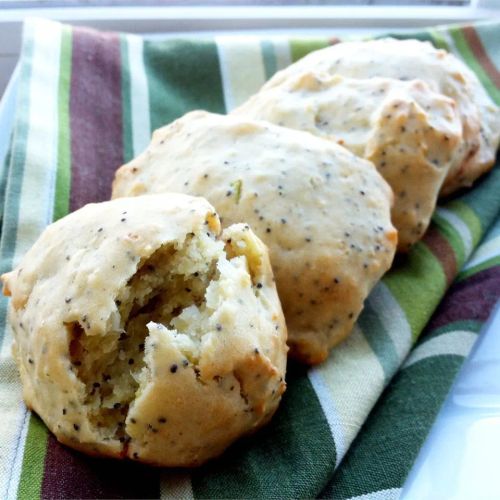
left=323, top=210, right=500, bottom=500
left=0, top=17, right=499, bottom=499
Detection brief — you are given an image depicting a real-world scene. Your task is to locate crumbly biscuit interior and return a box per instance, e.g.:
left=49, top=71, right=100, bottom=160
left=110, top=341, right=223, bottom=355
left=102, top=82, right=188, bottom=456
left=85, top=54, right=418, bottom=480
left=66, top=231, right=229, bottom=444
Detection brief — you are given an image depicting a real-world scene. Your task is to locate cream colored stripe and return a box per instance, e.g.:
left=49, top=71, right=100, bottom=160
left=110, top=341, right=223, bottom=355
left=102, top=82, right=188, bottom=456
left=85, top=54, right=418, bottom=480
left=0, top=18, right=62, bottom=498
left=367, top=282, right=413, bottom=360
left=160, top=471, right=194, bottom=500
left=403, top=330, right=477, bottom=369
left=14, top=18, right=62, bottom=264
left=272, top=37, right=292, bottom=71
left=462, top=234, right=500, bottom=271
left=348, top=487, right=402, bottom=500
left=308, top=367, right=346, bottom=464
left=216, top=36, right=267, bottom=111
left=309, top=325, right=386, bottom=465
left=0, top=350, right=28, bottom=500
left=128, top=35, right=151, bottom=155
left=5, top=405, right=29, bottom=500
left=435, top=207, right=474, bottom=258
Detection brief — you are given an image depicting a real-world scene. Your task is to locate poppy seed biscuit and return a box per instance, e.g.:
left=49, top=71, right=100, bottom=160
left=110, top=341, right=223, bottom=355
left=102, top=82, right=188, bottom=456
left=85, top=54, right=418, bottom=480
left=234, top=73, right=463, bottom=251
left=112, top=111, right=397, bottom=364
left=2, top=193, right=287, bottom=466
left=262, top=38, right=500, bottom=197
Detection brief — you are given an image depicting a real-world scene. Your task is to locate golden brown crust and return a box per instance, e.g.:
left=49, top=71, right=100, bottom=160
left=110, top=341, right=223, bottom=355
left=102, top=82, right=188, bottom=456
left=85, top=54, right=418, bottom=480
left=1, top=273, right=11, bottom=297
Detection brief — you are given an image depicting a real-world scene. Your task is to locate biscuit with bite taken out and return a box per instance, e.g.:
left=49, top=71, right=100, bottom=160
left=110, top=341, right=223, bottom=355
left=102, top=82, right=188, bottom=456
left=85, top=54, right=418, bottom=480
left=2, top=193, right=287, bottom=467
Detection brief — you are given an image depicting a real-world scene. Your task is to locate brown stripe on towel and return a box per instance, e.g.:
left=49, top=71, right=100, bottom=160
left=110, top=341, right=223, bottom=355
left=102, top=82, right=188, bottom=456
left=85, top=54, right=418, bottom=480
left=462, top=26, right=500, bottom=88
left=422, top=227, right=458, bottom=286
left=69, top=26, right=124, bottom=211
left=41, top=434, right=160, bottom=499
left=427, top=266, right=500, bottom=331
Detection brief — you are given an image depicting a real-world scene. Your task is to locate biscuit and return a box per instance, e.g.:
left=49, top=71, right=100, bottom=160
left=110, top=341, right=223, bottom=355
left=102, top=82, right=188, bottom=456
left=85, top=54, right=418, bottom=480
left=234, top=72, right=463, bottom=250
left=3, top=193, right=287, bottom=466
left=263, top=38, right=500, bottom=196
left=112, top=111, right=397, bottom=364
